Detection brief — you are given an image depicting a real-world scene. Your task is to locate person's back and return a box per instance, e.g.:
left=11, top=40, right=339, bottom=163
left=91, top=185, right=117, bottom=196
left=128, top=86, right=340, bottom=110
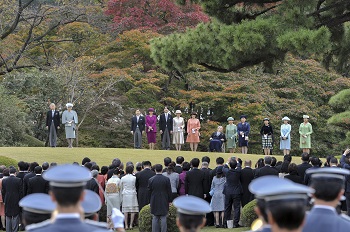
left=185, top=159, right=205, bottom=198
left=240, top=161, right=254, bottom=207
left=297, top=152, right=312, bottom=179
left=136, top=162, right=155, bottom=210
left=255, top=156, right=278, bottom=178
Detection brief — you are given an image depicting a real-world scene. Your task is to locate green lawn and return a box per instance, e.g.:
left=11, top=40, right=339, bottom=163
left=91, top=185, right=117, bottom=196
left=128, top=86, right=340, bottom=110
left=125, top=226, right=249, bottom=232
left=0, top=147, right=291, bottom=168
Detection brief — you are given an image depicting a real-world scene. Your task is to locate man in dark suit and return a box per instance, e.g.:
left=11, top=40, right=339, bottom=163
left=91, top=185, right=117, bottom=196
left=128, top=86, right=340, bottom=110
left=158, top=106, right=173, bottom=150
left=23, top=162, right=39, bottom=197
left=201, top=160, right=214, bottom=226
left=86, top=170, right=99, bottom=195
left=297, top=152, right=312, bottom=180
left=16, top=161, right=28, bottom=180
left=148, top=164, right=172, bottom=232
left=254, top=156, right=279, bottom=178
left=209, top=126, right=226, bottom=152
left=185, top=158, right=205, bottom=199
left=162, top=157, right=172, bottom=173
left=304, top=156, right=322, bottom=186
left=130, top=109, right=145, bottom=149
left=223, top=160, right=242, bottom=228
left=210, top=157, right=225, bottom=184
left=27, top=166, right=49, bottom=194
left=241, top=160, right=254, bottom=207
left=2, top=167, right=22, bottom=232
left=136, top=161, right=155, bottom=211
left=46, top=103, right=60, bottom=147
left=174, top=156, right=184, bottom=174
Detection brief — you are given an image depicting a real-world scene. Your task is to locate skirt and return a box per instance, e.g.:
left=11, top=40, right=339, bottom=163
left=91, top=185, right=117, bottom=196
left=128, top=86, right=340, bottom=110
left=122, top=194, right=139, bottom=213
left=262, top=135, right=273, bottom=149
left=147, top=132, right=156, bottom=143
left=238, top=135, right=248, bottom=147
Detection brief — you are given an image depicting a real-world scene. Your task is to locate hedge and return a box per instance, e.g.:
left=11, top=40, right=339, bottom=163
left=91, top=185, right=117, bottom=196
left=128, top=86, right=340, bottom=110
left=139, top=204, right=179, bottom=232
left=241, top=199, right=258, bottom=227
left=0, top=156, right=18, bottom=168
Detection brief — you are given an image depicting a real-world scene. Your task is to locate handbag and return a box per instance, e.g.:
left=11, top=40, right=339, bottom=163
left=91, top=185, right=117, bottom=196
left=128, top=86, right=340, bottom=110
left=209, top=188, right=215, bottom=196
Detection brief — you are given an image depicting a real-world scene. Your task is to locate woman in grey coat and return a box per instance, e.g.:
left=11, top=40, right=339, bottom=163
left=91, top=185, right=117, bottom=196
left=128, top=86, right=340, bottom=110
left=62, top=103, right=78, bottom=148
left=210, top=166, right=226, bottom=228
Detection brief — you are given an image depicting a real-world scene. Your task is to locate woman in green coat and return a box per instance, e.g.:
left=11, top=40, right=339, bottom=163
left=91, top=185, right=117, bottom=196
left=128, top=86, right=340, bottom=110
left=299, top=115, right=313, bottom=154
left=225, top=117, right=237, bottom=153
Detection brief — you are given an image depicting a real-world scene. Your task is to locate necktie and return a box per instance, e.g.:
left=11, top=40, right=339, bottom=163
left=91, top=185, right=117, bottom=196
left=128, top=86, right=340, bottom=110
left=52, top=111, right=54, bottom=117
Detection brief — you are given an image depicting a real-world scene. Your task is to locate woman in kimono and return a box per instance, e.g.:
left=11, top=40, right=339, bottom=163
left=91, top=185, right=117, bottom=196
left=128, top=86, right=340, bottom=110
left=299, top=115, right=313, bottom=154
left=146, top=108, right=157, bottom=150
left=172, top=110, right=185, bottom=151
left=225, top=117, right=237, bottom=153
left=280, top=116, right=291, bottom=155
left=237, top=115, right=250, bottom=154
left=61, top=103, right=78, bottom=148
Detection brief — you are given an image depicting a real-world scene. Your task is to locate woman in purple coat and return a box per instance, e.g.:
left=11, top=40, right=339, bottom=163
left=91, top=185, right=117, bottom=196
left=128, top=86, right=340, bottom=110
left=146, top=108, right=157, bottom=150
left=178, top=162, right=190, bottom=196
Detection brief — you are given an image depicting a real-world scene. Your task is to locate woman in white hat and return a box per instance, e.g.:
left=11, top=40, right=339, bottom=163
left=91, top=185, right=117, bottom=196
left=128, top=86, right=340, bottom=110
left=61, top=103, right=78, bottom=148
left=173, top=110, right=185, bottom=151
left=280, top=116, right=291, bottom=155
left=299, top=115, right=313, bottom=154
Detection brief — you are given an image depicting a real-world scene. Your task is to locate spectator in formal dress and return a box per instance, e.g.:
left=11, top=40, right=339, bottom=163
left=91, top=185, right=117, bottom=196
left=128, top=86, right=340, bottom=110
left=162, top=162, right=179, bottom=201
left=120, top=166, right=138, bottom=230
left=27, top=166, right=49, bottom=194
left=135, top=161, right=155, bottom=211
left=173, top=110, right=185, bottom=151
left=178, top=162, right=190, bottom=196
left=241, top=160, right=254, bottom=207
left=185, top=158, right=205, bottom=199
left=304, top=157, right=322, bottom=186
left=2, top=167, right=22, bottom=232
left=210, top=166, right=226, bottom=228
left=162, top=157, right=172, bottom=173
left=174, top=156, right=184, bottom=174
left=255, top=156, right=278, bottom=178
left=237, top=115, right=250, bottom=154
left=186, top=112, right=201, bottom=152
left=280, top=116, right=291, bottom=155
left=23, top=162, right=39, bottom=197
left=285, top=163, right=303, bottom=184
left=0, top=169, right=9, bottom=231
left=105, top=168, right=122, bottom=229
left=146, top=108, right=157, bottom=150
left=297, top=152, right=312, bottom=180
left=148, top=164, right=172, bottom=232
left=130, top=109, right=145, bottom=149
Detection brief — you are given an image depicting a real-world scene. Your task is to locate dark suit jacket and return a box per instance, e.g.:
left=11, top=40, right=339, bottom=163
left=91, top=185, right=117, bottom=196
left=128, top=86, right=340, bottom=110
left=297, top=162, right=312, bottom=180
left=285, top=173, right=303, bottom=184
left=185, top=168, right=205, bottom=198
left=223, top=166, right=243, bottom=195
left=16, top=171, right=27, bottom=180
left=136, top=168, right=155, bottom=210
left=131, top=115, right=145, bottom=132
left=304, top=166, right=320, bottom=186
left=201, top=168, right=211, bottom=195
left=27, top=175, right=49, bottom=194
left=86, top=178, right=99, bottom=195
left=210, top=132, right=226, bottom=142
left=174, top=165, right=183, bottom=174
left=241, top=167, right=254, bottom=206
left=2, top=175, right=22, bottom=216
left=159, top=113, right=173, bottom=132
left=148, top=174, right=172, bottom=216
left=254, top=165, right=279, bottom=178
left=46, top=110, right=60, bottom=129
left=23, top=172, right=36, bottom=197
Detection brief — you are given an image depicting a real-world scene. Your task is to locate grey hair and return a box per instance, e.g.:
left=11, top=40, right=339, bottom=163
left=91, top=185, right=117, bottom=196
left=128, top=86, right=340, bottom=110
left=91, top=170, right=98, bottom=178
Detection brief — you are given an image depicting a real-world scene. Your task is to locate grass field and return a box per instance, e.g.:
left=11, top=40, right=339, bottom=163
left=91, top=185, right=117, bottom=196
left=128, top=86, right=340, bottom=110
left=0, top=147, right=293, bottom=168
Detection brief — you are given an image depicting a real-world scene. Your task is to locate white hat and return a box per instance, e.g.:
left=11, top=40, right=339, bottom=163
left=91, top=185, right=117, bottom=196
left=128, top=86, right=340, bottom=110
left=303, top=115, right=309, bottom=119
left=175, top=110, right=182, bottom=114
left=66, top=103, right=73, bottom=108
left=282, top=116, right=290, bottom=121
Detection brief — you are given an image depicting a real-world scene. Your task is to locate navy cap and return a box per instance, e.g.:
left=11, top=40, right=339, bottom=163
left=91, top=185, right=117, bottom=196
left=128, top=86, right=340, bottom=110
left=249, top=176, right=314, bottom=202
left=173, top=196, right=211, bottom=215
left=82, top=190, right=102, bottom=215
left=19, top=193, right=55, bottom=214
left=240, top=115, right=247, bottom=119
left=43, top=164, right=91, bottom=187
left=306, top=167, right=350, bottom=180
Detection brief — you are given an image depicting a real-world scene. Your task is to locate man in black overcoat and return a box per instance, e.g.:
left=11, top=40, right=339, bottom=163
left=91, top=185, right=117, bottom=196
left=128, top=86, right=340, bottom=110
left=27, top=166, right=49, bottom=194
left=254, top=156, right=279, bottom=178
left=158, top=107, right=173, bottom=150
left=240, top=160, right=254, bottom=207
left=136, top=161, right=155, bottom=211
left=185, top=158, right=205, bottom=199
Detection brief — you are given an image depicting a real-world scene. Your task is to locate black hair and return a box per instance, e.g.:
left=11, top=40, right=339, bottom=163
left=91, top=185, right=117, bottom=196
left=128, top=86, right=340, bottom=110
left=310, top=156, right=321, bottom=166
left=112, top=158, right=121, bottom=168
left=312, top=179, right=343, bottom=201
left=330, top=157, right=338, bottom=165
left=154, top=164, right=163, bottom=173
left=301, top=152, right=310, bottom=162
left=255, top=158, right=265, bottom=168
left=201, top=156, right=210, bottom=164
left=271, top=157, right=277, bottom=167
left=182, top=162, right=191, bottom=171
left=34, top=166, right=42, bottom=174
left=264, top=156, right=272, bottom=165
left=191, top=158, right=200, bottom=168
left=167, top=162, right=175, bottom=175
left=9, top=167, right=16, bottom=174
left=18, top=161, right=27, bottom=171
left=113, top=168, right=120, bottom=175
left=216, top=157, right=224, bottom=165
left=164, top=157, right=172, bottom=167
left=82, top=157, right=91, bottom=166
left=142, top=161, right=152, bottom=167
left=51, top=186, right=84, bottom=206
left=3, top=168, right=9, bottom=177
left=50, top=162, right=57, bottom=167
left=22, top=210, right=51, bottom=226
left=267, top=200, right=306, bottom=230
left=100, top=166, right=108, bottom=175
left=176, top=156, right=185, bottom=165
left=84, top=162, right=92, bottom=171
left=284, top=154, right=292, bottom=162
left=29, top=162, right=39, bottom=172
left=229, top=160, right=237, bottom=169
left=125, top=165, right=134, bottom=174
left=288, top=163, right=298, bottom=174
left=178, top=213, right=205, bottom=231
left=42, top=162, right=49, bottom=171
left=256, top=199, right=268, bottom=222
left=136, top=163, right=142, bottom=172
left=91, top=165, right=100, bottom=172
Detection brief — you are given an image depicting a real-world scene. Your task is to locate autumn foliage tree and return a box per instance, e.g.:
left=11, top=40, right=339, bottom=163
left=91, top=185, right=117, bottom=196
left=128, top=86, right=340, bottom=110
left=105, top=0, right=209, bottom=34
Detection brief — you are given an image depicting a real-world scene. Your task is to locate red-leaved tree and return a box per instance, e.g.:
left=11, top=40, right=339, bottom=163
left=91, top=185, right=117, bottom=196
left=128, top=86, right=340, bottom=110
left=105, top=0, right=209, bottom=34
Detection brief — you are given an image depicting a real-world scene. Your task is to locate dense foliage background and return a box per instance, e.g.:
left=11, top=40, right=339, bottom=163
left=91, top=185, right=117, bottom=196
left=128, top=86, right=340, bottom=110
left=1, top=0, right=350, bottom=157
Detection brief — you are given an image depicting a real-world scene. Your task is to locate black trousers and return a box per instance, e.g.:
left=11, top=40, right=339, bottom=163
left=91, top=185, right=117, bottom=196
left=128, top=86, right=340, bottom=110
left=224, top=193, right=241, bottom=226
left=346, top=192, right=350, bottom=216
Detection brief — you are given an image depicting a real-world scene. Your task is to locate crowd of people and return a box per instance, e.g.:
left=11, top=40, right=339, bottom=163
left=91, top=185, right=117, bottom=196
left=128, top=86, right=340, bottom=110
left=1, top=148, right=350, bottom=232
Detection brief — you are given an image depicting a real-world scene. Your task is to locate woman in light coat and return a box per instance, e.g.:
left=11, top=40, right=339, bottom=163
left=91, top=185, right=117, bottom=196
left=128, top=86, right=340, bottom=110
left=105, top=168, right=122, bottom=229
left=173, top=110, right=185, bottom=151
left=280, top=116, right=291, bottom=155
left=61, top=103, right=78, bottom=148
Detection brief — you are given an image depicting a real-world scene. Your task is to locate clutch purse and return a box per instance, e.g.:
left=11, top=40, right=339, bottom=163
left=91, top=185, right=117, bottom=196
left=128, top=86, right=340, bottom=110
left=209, top=188, right=215, bottom=196
left=67, top=123, right=72, bottom=127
